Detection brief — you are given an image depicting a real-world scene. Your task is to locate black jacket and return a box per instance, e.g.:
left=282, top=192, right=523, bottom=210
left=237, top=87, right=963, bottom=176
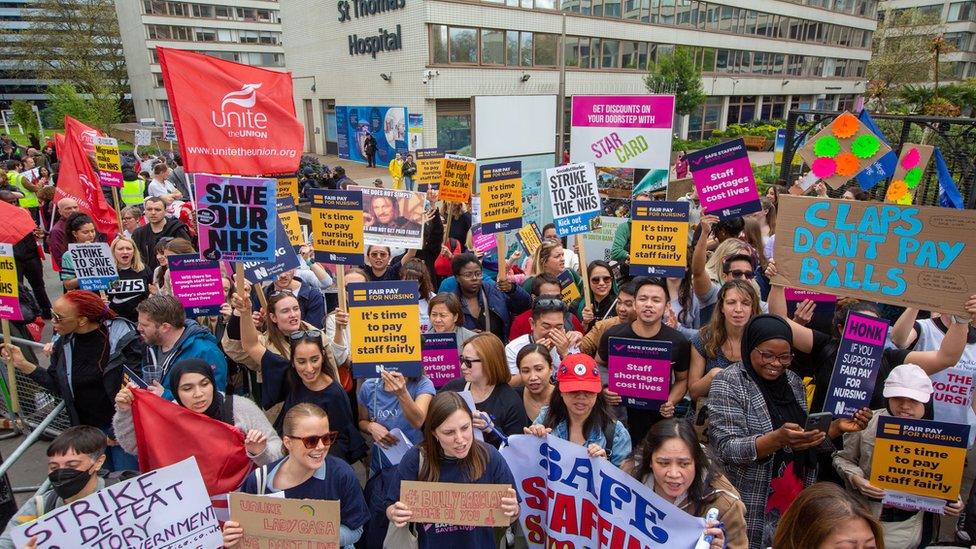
left=132, top=218, right=193, bottom=272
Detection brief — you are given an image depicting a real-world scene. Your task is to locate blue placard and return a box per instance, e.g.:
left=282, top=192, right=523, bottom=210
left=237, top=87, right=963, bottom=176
left=822, top=311, right=890, bottom=417
left=194, top=174, right=277, bottom=263
left=242, top=216, right=302, bottom=283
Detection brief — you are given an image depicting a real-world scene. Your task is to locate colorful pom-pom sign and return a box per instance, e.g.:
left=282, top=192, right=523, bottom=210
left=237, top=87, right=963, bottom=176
left=797, top=111, right=893, bottom=189
left=885, top=143, right=934, bottom=205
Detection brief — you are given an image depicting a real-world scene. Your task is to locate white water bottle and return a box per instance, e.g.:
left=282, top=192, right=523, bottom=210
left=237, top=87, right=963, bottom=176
left=695, top=507, right=720, bottom=548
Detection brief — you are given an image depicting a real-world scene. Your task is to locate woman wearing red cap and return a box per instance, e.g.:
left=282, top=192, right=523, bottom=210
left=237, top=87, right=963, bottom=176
left=523, top=353, right=632, bottom=466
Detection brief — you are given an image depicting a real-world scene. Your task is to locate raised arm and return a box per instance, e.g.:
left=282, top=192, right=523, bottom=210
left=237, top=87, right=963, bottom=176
left=691, top=215, right=717, bottom=299
left=890, top=307, right=920, bottom=350
left=234, top=293, right=268, bottom=365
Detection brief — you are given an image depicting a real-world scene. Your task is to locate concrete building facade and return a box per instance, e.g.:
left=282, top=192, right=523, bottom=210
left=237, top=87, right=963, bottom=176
left=877, top=0, right=976, bottom=83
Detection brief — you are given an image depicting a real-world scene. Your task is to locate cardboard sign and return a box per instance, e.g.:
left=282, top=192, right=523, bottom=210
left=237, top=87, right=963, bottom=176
left=93, top=136, right=123, bottom=187
left=348, top=280, right=421, bottom=378
left=664, top=177, right=694, bottom=201
left=423, top=332, right=460, bottom=388
left=241, top=217, right=302, bottom=284
left=415, top=148, right=444, bottom=191
left=822, top=311, right=889, bottom=416
left=276, top=196, right=305, bottom=248
left=557, top=270, right=580, bottom=304
left=569, top=95, right=675, bottom=170
left=163, top=121, right=177, bottom=142
left=479, top=161, right=523, bottom=234
left=772, top=195, right=976, bottom=316
left=870, top=416, right=969, bottom=500
left=687, top=138, right=761, bottom=219
left=195, top=174, right=277, bottom=262
left=229, top=492, right=340, bottom=548
left=441, top=154, right=475, bottom=203
left=516, top=223, right=543, bottom=256
left=501, top=435, right=706, bottom=549
left=400, top=481, right=511, bottom=527
left=629, top=200, right=689, bottom=277
left=134, top=128, right=152, bottom=146
left=546, top=162, right=602, bottom=237
left=68, top=242, right=119, bottom=291
left=0, top=244, right=21, bottom=321
left=168, top=254, right=225, bottom=316
left=310, top=189, right=364, bottom=265
left=608, top=337, right=672, bottom=409
left=886, top=143, right=935, bottom=205
left=358, top=186, right=426, bottom=250
left=276, top=176, right=299, bottom=204
left=797, top=111, right=893, bottom=189
left=12, top=457, right=221, bottom=549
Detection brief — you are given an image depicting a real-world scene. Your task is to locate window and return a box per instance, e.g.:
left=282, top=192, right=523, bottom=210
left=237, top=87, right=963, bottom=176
left=718, top=6, right=735, bottom=33
left=507, top=31, right=519, bottom=66
left=214, top=6, right=231, bottom=18
left=946, top=32, right=974, bottom=52
left=154, top=73, right=165, bottom=87
left=578, top=37, right=591, bottom=68
left=687, top=96, right=722, bottom=140
left=535, top=33, right=558, bottom=65
left=590, top=38, right=601, bottom=68
left=449, top=27, right=478, bottom=63
left=659, top=0, right=675, bottom=24
left=481, top=29, right=505, bottom=64
left=603, top=0, right=621, bottom=17
left=431, top=25, right=448, bottom=63
left=520, top=32, right=533, bottom=66
left=727, top=96, right=756, bottom=125
left=564, top=36, right=579, bottom=67
left=195, top=30, right=216, bottom=42
left=621, top=41, right=639, bottom=69
left=191, top=4, right=212, bottom=17
left=601, top=39, right=619, bottom=68
left=761, top=95, right=787, bottom=120
left=256, top=9, right=274, bottom=22
left=237, top=8, right=257, bottom=20
left=536, top=0, right=556, bottom=8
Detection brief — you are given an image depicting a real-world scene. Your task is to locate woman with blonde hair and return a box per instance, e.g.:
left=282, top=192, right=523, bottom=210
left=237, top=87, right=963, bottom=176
left=107, top=236, right=151, bottom=322
left=442, top=333, right=529, bottom=447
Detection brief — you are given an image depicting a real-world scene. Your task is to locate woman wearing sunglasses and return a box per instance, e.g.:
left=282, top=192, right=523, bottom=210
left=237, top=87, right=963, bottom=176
left=222, top=403, right=368, bottom=549
left=384, top=392, right=519, bottom=548
left=708, top=314, right=872, bottom=549
left=236, top=291, right=366, bottom=463
left=113, top=358, right=282, bottom=466
left=580, top=260, right=618, bottom=332
left=522, top=239, right=584, bottom=319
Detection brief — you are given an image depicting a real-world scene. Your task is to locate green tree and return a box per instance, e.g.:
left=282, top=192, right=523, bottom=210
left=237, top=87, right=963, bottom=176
left=1, top=0, right=128, bottom=129
left=46, top=83, right=96, bottom=128
left=10, top=100, right=39, bottom=137
left=868, top=8, right=952, bottom=112
left=644, top=47, right=705, bottom=117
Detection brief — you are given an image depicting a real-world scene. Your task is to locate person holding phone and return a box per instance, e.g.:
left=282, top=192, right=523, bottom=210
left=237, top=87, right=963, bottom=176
left=708, top=314, right=872, bottom=549
left=833, top=364, right=964, bottom=547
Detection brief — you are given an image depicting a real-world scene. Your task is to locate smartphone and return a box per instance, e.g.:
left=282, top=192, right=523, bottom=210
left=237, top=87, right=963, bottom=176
left=804, top=412, right=832, bottom=433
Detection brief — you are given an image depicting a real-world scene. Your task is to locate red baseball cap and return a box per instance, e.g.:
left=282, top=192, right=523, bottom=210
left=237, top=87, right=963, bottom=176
left=557, top=354, right=601, bottom=393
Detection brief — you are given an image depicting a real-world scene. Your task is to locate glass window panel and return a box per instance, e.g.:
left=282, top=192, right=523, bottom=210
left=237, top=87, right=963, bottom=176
left=590, top=38, right=601, bottom=68
left=431, top=25, right=448, bottom=63
left=564, top=36, right=579, bottom=67
left=535, top=33, right=558, bottom=65
left=578, top=37, right=591, bottom=67
left=520, top=32, right=533, bottom=66
left=481, top=29, right=505, bottom=65
left=506, top=30, right=520, bottom=66
left=604, top=0, right=621, bottom=17
left=701, top=47, right=715, bottom=71
left=536, top=0, right=555, bottom=8
left=602, top=39, right=619, bottom=67
left=449, top=27, right=478, bottom=63
left=621, top=41, right=638, bottom=68
left=638, top=42, right=649, bottom=69
left=592, top=0, right=604, bottom=16
left=660, top=0, right=675, bottom=24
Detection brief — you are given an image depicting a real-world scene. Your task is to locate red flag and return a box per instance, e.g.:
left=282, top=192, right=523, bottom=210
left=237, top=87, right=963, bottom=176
left=56, top=116, right=118, bottom=240
left=157, top=47, right=304, bottom=176
left=64, top=116, right=99, bottom=156
left=0, top=200, right=36, bottom=244
left=130, top=388, right=252, bottom=496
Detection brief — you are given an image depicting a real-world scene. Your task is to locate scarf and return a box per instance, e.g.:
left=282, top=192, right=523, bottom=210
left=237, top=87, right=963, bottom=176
left=167, top=359, right=233, bottom=425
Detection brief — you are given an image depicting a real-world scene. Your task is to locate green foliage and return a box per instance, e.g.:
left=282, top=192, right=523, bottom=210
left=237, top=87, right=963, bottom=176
left=672, top=137, right=723, bottom=151
left=712, top=120, right=787, bottom=140
left=10, top=101, right=39, bottom=137
left=752, top=163, right=781, bottom=187
left=644, top=47, right=705, bottom=117
left=45, top=82, right=120, bottom=131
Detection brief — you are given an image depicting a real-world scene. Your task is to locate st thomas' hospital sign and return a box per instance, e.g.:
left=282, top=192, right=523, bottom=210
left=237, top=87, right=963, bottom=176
left=338, top=0, right=405, bottom=58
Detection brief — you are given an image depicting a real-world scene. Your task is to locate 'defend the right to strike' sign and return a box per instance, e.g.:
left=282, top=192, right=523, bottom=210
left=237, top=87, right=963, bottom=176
left=569, top=95, right=675, bottom=170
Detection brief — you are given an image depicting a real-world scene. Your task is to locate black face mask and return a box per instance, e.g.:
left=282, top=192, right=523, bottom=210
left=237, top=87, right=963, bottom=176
left=48, top=466, right=95, bottom=500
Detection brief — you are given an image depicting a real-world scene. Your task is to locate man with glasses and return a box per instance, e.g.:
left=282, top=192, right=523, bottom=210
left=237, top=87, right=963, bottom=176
left=692, top=214, right=769, bottom=326
left=505, top=298, right=581, bottom=384
left=132, top=197, right=193, bottom=273
left=508, top=273, right=584, bottom=340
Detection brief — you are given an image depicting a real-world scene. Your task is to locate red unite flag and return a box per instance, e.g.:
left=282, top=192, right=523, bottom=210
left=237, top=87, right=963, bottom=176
left=156, top=47, right=304, bottom=176
left=130, top=388, right=252, bottom=496
left=56, top=116, right=118, bottom=240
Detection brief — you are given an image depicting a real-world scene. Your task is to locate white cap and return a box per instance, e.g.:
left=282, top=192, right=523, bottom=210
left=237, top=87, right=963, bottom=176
left=882, top=363, right=934, bottom=403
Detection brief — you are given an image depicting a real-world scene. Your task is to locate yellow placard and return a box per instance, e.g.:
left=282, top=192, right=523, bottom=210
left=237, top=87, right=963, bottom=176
left=415, top=149, right=445, bottom=190
left=480, top=161, right=522, bottom=234
left=870, top=416, right=968, bottom=500
left=276, top=176, right=299, bottom=204
left=310, top=189, right=364, bottom=265
left=347, top=281, right=422, bottom=378
left=628, top=201, right=690, bottom=277
left=0, top=245, right=20, bottom=320
left=517, top=224, right=543, bottom=256
left=440, top=155, right=475, bottom=204
left=275, top=197, right=305, bottom=247
left=558, top=271, right=581, bottom=304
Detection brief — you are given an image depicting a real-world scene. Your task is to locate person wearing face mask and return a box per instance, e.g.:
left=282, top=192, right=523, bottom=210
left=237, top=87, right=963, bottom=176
left=221, top=404, right=368, bottom=549
left=384, top=392, right=519, bottom=548
left=833, top=364, right=963, bottom=548
left=0, top=427, right=138, bottom=549
left=112, top=359, right=283, bottom=467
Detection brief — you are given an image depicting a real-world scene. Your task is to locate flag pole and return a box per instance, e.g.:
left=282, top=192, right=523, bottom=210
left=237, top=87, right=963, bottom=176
left=112, top=187, right=124, bottom=234
left=576, top=233, right=590, bottom=307
left=1, top=319, right=19, bottom=415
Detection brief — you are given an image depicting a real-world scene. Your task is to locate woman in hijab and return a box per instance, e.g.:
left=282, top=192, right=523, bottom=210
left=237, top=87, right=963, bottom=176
left=707, top=314, right=872, bottom=549
left=113, top=359, right=283, bottom=467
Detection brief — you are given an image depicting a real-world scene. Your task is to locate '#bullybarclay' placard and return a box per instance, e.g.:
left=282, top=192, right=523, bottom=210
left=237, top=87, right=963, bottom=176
left=423, top=332, right=460, bottom=388
left=401, top=481, right=511, bottom=527
left=608, top=338, right=672, bottom=409
left=479, top=161, right=523, bottom=234
left=12, top=457, right=222, bottom=549
left=546, top=162, right=602, bottom=237
left=687, top=138, right=761, bottom=219
left=822, top=311, right=889, bottom=416
left=229, top=493, right=340, bottom=547
left=440, top=154, right=475, bottom=203
left=870, top=416, right=969, bottom=500
left=629, top=200, right=689, bottom=277
left=348, top=280, right=421, bottom=378
left=195, top=174, right=276, bottom=262
left=0, top=244, right=21, bottom=321
left=415, top=148, right=445, bottom=191
left=500, top=434, right=706, bottom=549
left=773, top=195, right=976, bottom=316
left=68, top=242, right=119, bottom=292
left=168, top=254, right=225, bottom=316
left=310, top=188, right=364, bottom=265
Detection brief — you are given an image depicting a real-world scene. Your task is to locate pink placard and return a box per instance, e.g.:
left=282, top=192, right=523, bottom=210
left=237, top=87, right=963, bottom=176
left=571, top=96, right=674, bottom=128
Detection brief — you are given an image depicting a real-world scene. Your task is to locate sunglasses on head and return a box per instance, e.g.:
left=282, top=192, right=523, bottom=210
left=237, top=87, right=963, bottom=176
left=287, top=431, right=339, bottom=449
left=534, top=297, right=567, bottom=312
left=289, top=330, right=321, bottom=341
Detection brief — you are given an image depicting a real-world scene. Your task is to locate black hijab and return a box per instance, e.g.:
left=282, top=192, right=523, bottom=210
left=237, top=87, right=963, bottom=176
left=168, top=359, right=232, bottom=425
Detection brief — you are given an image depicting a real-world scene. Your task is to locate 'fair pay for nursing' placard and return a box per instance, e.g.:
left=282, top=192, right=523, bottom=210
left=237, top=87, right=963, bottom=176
left=870, top=416, right=969, bottom=501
